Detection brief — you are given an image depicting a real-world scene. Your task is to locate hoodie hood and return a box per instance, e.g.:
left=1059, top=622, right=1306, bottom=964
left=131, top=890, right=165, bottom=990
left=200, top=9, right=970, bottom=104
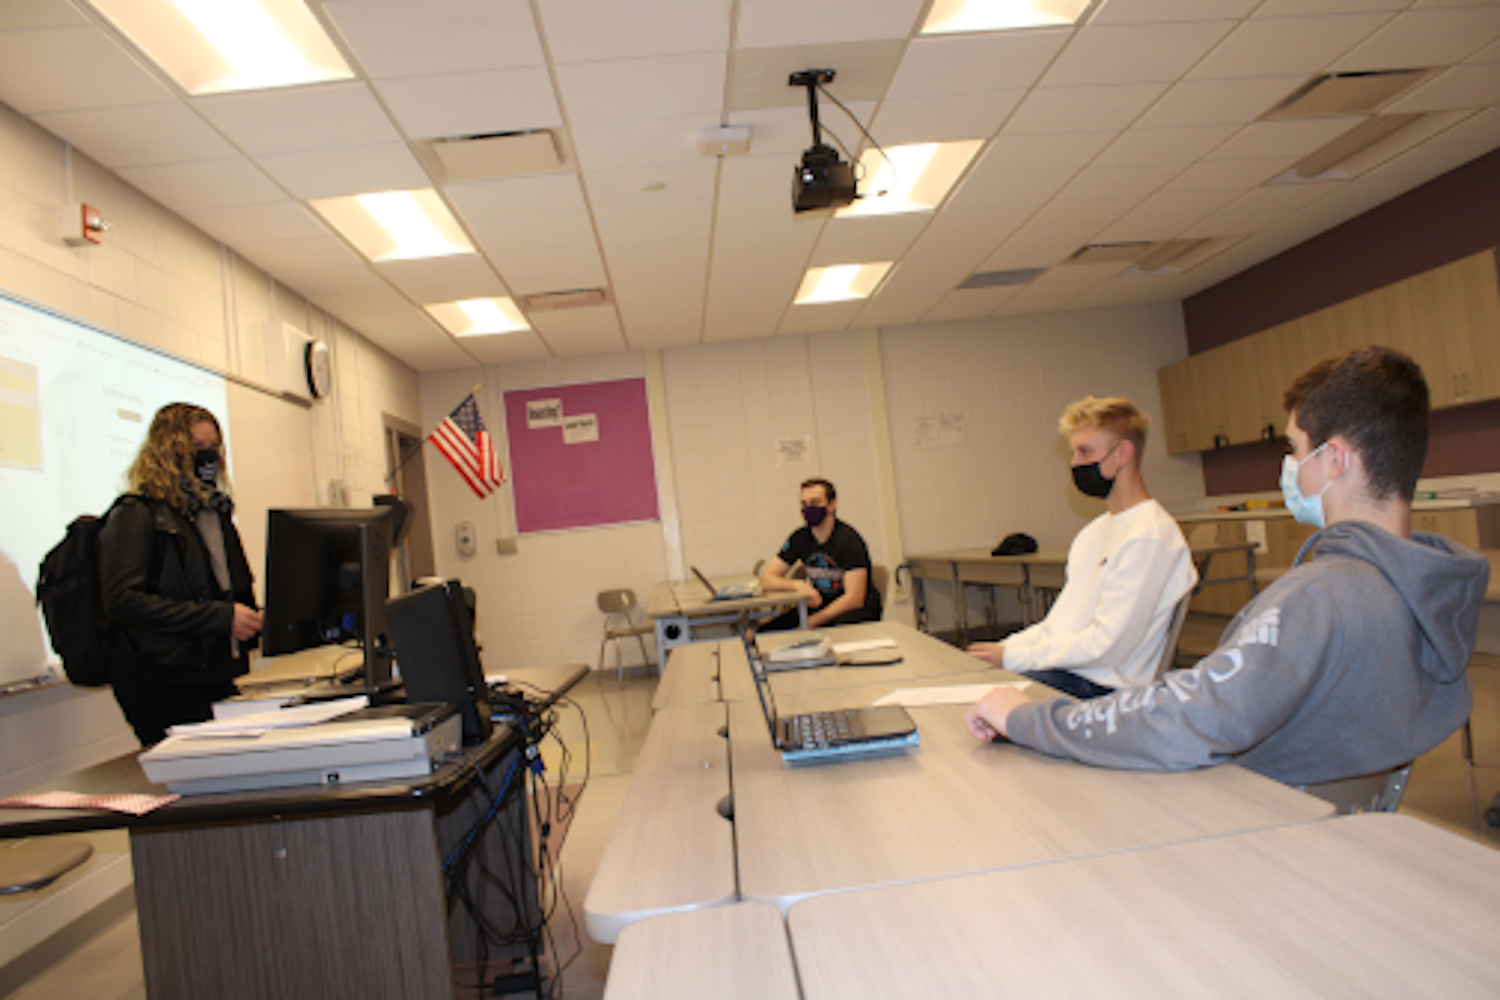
left=1303, top=520, right=1490, bottom=683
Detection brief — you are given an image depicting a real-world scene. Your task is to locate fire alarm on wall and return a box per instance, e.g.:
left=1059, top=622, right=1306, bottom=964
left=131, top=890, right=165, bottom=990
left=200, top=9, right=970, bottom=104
left=59, top=203, right=108, bottom=246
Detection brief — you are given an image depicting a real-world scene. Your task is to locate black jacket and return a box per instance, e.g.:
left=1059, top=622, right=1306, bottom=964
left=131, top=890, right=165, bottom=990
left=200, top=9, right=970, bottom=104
left=99, top=494, right=257, bottom=683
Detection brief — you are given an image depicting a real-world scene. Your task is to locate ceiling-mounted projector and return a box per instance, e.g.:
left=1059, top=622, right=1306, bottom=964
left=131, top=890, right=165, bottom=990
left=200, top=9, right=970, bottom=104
left=790, top=69, right=856, bottom=213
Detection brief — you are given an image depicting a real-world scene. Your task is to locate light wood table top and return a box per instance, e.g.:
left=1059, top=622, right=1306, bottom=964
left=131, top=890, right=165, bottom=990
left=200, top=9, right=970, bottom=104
left=603, top=902, right=799, bottom=1000
left=719, top=620, right=1015, bottom=703
left=647, top=578, right=797, bottom=619
left=730, top=693, right=1334, bottom=909
left=654, top=642, right=721, bottom=711
left=582, top=701, right=736, bottom=944
left=787, top=813, right=1500, bottom=999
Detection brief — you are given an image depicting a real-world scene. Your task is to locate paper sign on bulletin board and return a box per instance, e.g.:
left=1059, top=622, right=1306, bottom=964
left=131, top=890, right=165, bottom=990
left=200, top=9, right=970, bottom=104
left=504, top=378, right=659, bottom=533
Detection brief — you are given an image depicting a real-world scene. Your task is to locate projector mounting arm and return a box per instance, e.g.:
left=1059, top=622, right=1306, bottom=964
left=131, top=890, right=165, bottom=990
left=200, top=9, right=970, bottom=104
left=789, top=69, right=837, bottom=150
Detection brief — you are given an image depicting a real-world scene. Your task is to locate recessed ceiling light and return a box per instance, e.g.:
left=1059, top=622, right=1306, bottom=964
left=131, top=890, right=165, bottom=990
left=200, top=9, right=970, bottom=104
left=86, top=0, right=353, bottom=95
left=425, top=298, right=530, bottom=337
left=921, top=0, right=1099, bottom=36
left=836, top=140, right=984, bottom=218
left=310, top=189, right=475, bottom=263
left=794, top=263, right=893, bottom=305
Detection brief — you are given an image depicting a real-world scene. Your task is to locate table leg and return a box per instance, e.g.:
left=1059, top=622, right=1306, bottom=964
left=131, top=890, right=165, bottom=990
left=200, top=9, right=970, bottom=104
left=952, top=564, right=968, bottom=647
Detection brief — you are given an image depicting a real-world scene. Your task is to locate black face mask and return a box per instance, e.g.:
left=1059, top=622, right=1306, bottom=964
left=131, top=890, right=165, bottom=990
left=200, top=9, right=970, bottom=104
left=193, top=447, right=220, bottom=486
left=1071, top=442, right=1120, bottom=499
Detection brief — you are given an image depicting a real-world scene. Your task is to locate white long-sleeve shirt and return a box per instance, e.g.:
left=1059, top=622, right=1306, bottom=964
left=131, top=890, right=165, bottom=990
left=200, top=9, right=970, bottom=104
left=1003, top=499, right=1197, bottom=689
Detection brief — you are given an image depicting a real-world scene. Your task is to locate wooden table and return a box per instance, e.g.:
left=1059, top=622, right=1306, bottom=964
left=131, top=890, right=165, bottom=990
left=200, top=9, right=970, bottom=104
left=603, top=902, right=798, bottom=1000
left=903, top=548, right=1068, bottom=643
left=787, top=813, right=1500, bottom=998
left=646, top=577, right=806, bottom=672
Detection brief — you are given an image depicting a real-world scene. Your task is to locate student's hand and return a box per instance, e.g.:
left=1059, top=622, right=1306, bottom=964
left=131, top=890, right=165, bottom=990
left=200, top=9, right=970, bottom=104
left=964, top=685, right=1032, bottom=742
left=966, top=642, right=1004, bottom=668
left=799, top=582, right=824, bottom=609
left=232, top=604, right=263, bottom=641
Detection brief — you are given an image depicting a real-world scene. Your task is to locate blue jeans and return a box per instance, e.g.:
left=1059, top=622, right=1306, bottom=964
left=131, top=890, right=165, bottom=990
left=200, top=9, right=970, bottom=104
left=1021, top=669, right=1114, bottom=700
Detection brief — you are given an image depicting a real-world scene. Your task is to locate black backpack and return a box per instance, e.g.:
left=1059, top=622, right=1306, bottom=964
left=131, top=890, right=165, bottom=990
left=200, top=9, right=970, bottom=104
left=35, top=498, right=130, bottom=687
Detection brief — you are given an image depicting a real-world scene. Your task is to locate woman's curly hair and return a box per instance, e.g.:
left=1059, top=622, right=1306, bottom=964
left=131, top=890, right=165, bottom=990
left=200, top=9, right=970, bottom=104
left=128, top=403, right=231, bottom=512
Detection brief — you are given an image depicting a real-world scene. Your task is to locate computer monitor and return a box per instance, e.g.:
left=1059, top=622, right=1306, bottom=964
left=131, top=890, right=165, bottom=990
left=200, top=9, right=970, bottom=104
left=262, top=506, right=395, bottom=694
left=386, top=578, right=492, bottom=745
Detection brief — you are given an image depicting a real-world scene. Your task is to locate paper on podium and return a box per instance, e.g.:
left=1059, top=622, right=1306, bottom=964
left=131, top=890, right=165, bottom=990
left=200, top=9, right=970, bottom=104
left=871, top=681, right=1030, bottom=707
left=167, top=696, right=369, bottom=738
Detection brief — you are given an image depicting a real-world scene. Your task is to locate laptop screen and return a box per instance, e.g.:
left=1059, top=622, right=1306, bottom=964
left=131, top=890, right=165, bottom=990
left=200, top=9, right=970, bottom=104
left=737, top=627, right=784, bottom=750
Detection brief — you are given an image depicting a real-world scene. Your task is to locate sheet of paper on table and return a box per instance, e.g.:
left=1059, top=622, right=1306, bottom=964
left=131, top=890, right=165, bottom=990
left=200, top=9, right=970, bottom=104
left=871, top=681, right=1030, bottom=707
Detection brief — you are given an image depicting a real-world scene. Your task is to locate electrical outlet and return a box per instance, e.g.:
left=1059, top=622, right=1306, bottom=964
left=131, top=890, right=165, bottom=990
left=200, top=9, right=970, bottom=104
left=457, top=520, right=477, bottom=557
left=496, top=537, right=518, bottom=554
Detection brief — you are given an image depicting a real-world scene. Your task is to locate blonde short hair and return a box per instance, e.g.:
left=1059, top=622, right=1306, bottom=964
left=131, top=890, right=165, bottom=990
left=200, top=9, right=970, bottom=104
left=1058, top=396, right=1149, bottom=452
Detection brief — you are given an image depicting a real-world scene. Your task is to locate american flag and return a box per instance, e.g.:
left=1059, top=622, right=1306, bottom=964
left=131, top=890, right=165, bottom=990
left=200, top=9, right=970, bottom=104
left=430, top=393, right=505, bottom=498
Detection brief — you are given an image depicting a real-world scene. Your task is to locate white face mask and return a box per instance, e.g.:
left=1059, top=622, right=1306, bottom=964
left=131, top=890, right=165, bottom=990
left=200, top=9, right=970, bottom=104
left=1280, top=441, right=1332, bottom=528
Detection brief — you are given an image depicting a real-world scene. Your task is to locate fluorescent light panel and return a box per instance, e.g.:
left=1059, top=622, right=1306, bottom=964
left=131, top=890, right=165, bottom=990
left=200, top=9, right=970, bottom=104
left=922, top=0, right=1096, bottom=35
left=87, top=0, right=352, bottom=95
left=795, top=263, right=893, bottom=305
left=836, top=140, right=984, bottom=218
left=426, top=298, right=530, bottom=337
left=310, top=189, right=475, bottom=263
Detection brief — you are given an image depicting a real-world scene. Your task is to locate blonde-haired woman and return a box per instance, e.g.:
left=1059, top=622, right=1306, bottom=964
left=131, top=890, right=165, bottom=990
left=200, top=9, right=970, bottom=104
left=99, top=403, right=261, bottom=745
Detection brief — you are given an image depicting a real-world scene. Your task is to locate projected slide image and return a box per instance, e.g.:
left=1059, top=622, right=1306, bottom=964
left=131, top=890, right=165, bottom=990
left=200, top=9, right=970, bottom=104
left=0, top=356, right=42, bottom=470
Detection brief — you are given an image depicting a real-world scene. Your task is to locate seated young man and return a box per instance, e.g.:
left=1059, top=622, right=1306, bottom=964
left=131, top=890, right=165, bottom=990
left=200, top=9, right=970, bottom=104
left=965, top=346, right=1488, bottom=787
left=758, top=477, right=882, bottom=631
left=967, top=396, right=1197, bottom=697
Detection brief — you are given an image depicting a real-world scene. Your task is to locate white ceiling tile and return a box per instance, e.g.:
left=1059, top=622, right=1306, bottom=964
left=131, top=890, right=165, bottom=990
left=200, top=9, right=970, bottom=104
left=1181, top=204, right=1301, bottom=238
left=595, top=200, right=712, bottom=251
left=1054, top=162, right=1187, bottom=207
left=184, top=200, right=329, bottom=245
left=1135, top=76, right=1309, bottom=128
left=1389, top=62, right=1500, bottom=113
left=920, top=286, right=1026, bottom=323
left=571, top=114, right=709, bottom=170
left=810, top=214, right=929, bottom=266
left=256, top=141, right=429, bottom=199
left=724, top=101, right=880, bottom=157
left=604, top=226, right=712, bottom=270
left=322, top=0, right=544, bottom=78
left=192, top=83, right=402, bottom=156
left=1096, top=187, right=1242, bottom=240
left=485, top=243, right=607, bottom=295
left=1167, top=155, right=1298, bottom=192
left=376, top=68, right=562, bottom=139
left=1092, top=124, right=1239, bottom=167
left=0, top=1, right=88, bottom=29
left=735, top=0, right=925, bottom=48
left=965, top=131, right=1115, bottom=180
left=704, top=291, right=787, bottom=342
left=886, top=31, right=1070, bottom=99
left=116, top=158, right=284, bottom=210
left=1334, top=6, right=1500, bottom=71
left=1219, top=181, right=1337, bottom=216
left=777, top=299, right=862, bottom=335
left=556, top=53, right=726, bottom=126
left=869, top=92, right=1023, bottom=144
left=33, top=102, right=238, bottom=168
left=460, top=331, right=552, bottom=365
left=1467, top=38, right=1500, bottom=64
left=375, top=255, right=508, bottom=302
left=539, top=0, right=730, bottom=63
left=711, top=216, right=823, bottom=263
left=0, top=26, right=170, bottom=113
left=1188, top=13, right=1394, bottom=80
left=728, top=40, right=904, bottom=110
left=1253, top=0, right=1405, bottom=19
left=1004, top=82, right=1168, bottom=135
left=1042, top=21, right=1237, bottom=88
left=467, top=212, right=598, bottom=259
left=445, top=174, right=589, bottom=221
left=531, top=308, right=628, bottom=357
left=583, top=160, right=718, bottom=210
left=1205, top=118, right=1364, bottom=162
left=274, top=263, right=392, bottom=296
left=1425, top=106, right=1500, bottom=146
left=1091, top=0, right=1260, bottom=24
left=232, top=235, right=362, bottom=273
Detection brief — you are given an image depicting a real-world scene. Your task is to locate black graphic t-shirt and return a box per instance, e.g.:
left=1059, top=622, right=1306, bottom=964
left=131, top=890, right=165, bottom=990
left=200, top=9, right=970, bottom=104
left=777, top=519, right=882, bottom=623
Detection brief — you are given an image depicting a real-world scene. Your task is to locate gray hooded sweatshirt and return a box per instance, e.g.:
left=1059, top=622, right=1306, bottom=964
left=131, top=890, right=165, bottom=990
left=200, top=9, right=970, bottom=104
left=1006, top=520, right=1488, bottom=786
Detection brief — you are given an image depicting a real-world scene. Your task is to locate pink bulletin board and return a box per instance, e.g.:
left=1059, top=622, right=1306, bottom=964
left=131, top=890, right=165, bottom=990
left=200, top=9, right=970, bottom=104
left=504, top=378, right=660, bottom=533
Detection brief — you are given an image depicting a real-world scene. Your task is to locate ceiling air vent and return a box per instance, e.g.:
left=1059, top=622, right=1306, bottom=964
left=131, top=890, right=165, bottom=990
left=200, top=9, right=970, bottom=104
left=1122, top=237, right=1247, bottom=276
left=957, top=267, right=1046, bottom=289
left=1065, top=242, right=1154, bottom=265
left=519, top=288, right=611, bottom=312
left=1262, top=70, right=1438, bottom=120
left=1267, top=109, right=1475, bottom=184
left=425, top=130, right=563, bottom=180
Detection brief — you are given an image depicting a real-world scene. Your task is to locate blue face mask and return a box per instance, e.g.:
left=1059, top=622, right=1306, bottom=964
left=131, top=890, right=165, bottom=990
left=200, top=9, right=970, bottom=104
left=1280, top=442, right=1332, bottom=528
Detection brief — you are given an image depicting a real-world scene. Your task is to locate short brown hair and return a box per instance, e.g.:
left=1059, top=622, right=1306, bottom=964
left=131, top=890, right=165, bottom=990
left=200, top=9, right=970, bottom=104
left=800, top=477, right=836, bottom=502
left=1058, top=396, right=1149, bottom=453
left=1283, top=345, right=1429, bottom=501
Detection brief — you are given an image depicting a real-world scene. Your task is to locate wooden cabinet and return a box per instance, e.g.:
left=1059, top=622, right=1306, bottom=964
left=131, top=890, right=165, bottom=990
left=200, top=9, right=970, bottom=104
left=1160, top=250, right=1500, bottom=454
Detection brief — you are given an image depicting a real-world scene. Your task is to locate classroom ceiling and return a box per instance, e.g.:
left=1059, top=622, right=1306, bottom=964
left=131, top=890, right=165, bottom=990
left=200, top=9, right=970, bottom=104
left=2, top=0, right=1499, bottom=373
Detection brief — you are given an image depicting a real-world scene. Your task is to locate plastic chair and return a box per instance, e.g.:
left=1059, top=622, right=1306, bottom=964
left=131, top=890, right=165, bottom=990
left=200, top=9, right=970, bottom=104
left=1299, top=763, right=1414, bottom=815
left=0, top=838, right=93, bottom=896
left=1152, top=593, right=1194, bottom=681
left=597, top=589, right=652, bottom=681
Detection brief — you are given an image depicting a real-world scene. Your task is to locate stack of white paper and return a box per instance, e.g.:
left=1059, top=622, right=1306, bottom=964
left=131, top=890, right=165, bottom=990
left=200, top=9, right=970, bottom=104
left=167, top=696, right=369, bottom=739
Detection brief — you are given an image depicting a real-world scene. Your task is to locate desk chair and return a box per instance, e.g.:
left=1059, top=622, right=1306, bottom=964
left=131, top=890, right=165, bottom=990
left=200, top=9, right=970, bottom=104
left=1152, top=592, right=1194, bottom=681
left=869, top=564, right=889, bottom=617
left=1300, top=763, right=1413, bottom=815
left=597, top=589, right=653, bottom=681
left=0, top=838, right=92, bottom=895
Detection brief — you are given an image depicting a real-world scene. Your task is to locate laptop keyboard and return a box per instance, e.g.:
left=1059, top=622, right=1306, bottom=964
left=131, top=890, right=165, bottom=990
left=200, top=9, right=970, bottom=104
left=787, top=710, right=865, bottom=749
